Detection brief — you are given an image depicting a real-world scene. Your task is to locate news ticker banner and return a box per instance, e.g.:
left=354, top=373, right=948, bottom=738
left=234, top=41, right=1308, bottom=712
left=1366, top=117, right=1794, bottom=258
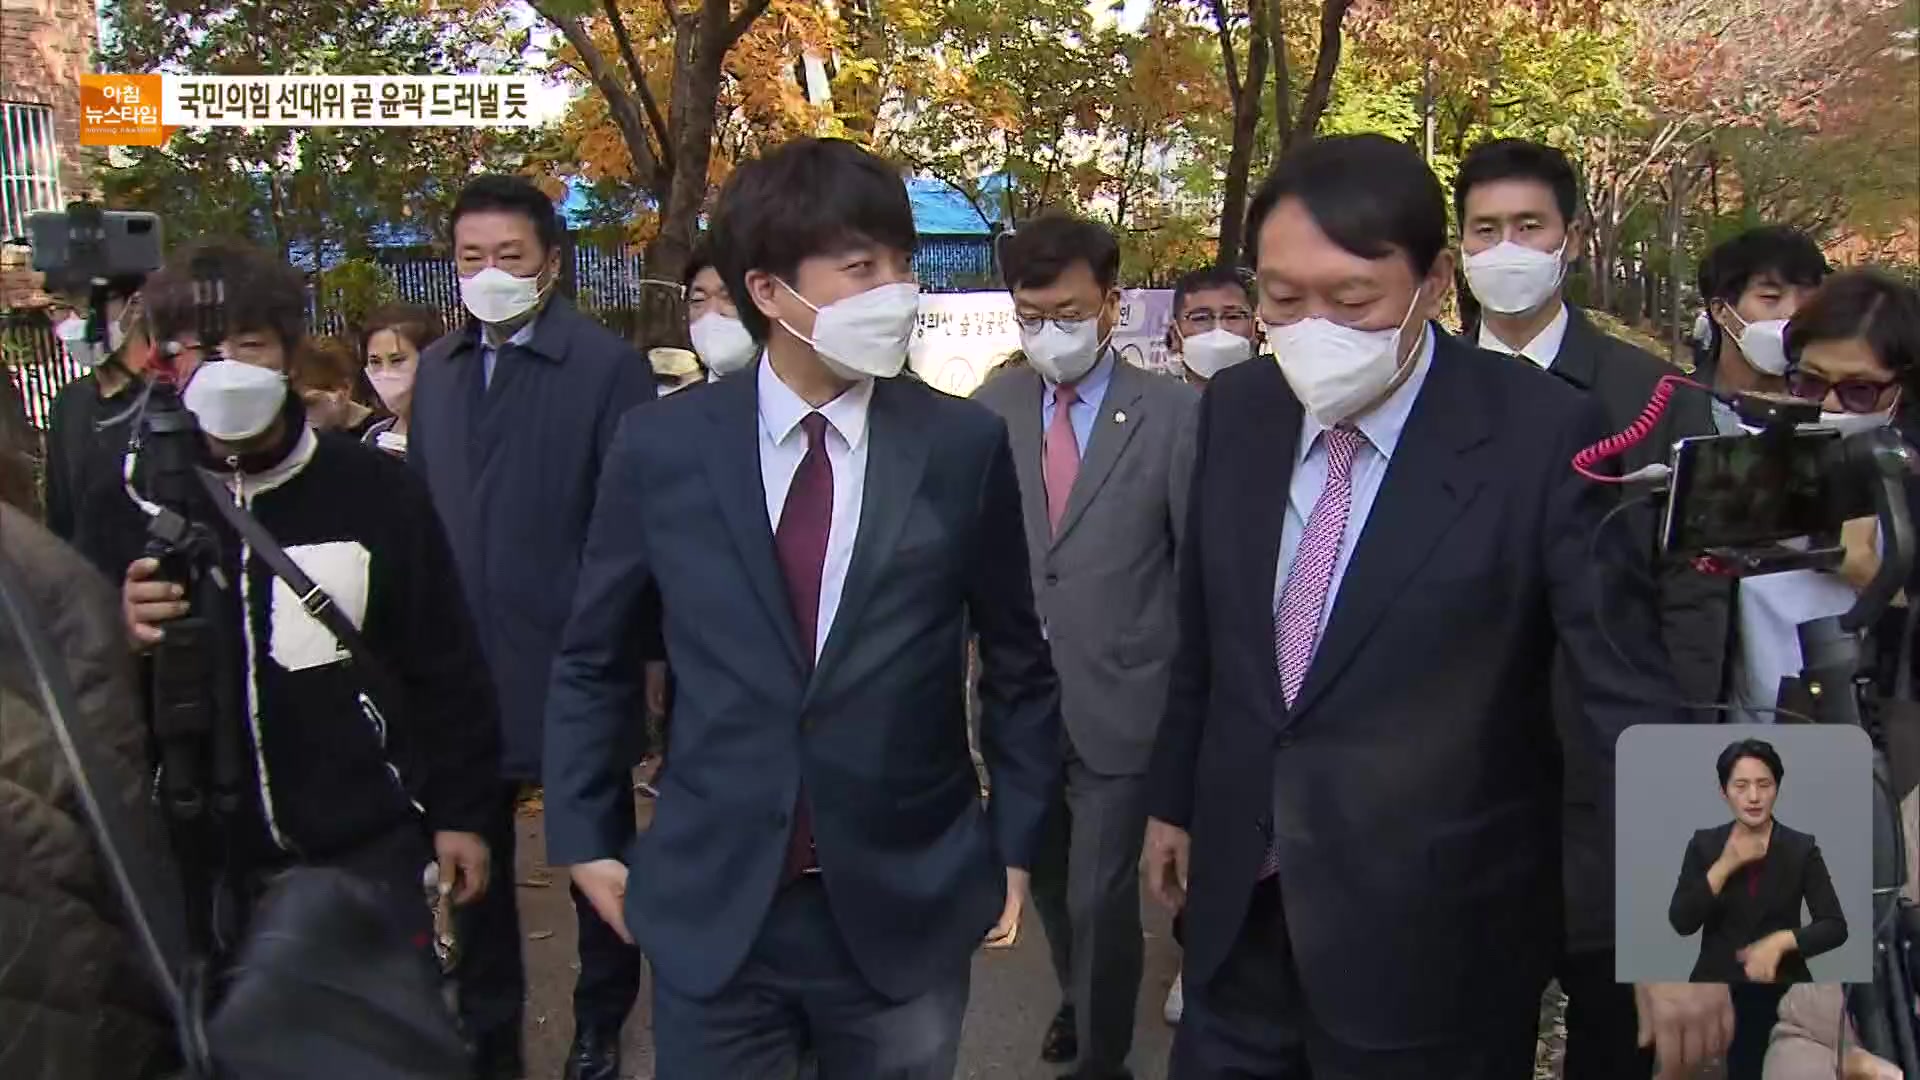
left=909, top=290, right=1179, bottom=398
left=81, top=75, right=546, bottom=145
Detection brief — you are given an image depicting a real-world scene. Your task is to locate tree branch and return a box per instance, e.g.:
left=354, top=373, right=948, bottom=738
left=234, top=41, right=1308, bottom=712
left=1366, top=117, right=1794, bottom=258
left=601, top=0, right=673, bottom=174
left=1268, top=0, right=1292, bottom=155
left=727, top=0, right=775, bottom=46
left=1207, top=0, right=1243, bottom=103
left=532, top=2, right=666, bottom=193
left=1293, top=0, right=1355, bottom=141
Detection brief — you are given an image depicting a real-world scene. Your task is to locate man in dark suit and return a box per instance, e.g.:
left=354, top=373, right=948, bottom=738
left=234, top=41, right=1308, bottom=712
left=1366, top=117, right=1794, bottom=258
left=1455, top=137, right=1729, bottom=1079
left=409, top=175, right=656, bottom=1080
left=544, top=137, right=1060, bottom=1078
left=1140, top=134, right=1735, bottom=1079
left=972, top=212, right=1197, bottom=1080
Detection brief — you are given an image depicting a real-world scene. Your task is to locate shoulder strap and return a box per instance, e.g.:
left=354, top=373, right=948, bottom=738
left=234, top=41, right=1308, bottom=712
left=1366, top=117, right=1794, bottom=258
left=194, top=471, right=402, bottom=713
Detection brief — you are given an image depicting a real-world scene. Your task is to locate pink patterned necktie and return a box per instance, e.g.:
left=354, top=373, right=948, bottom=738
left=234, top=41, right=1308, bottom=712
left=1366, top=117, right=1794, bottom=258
left=1260, top=424, right=1367, bottom=879
left=1043, top=381, right=1081, bottom=535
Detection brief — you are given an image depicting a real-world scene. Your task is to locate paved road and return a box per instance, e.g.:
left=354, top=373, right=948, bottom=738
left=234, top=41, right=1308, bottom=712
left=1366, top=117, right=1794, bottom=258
left=507, top=800, right=1181, bottom=1079
left=507, top=799, right=1566, bottom=1079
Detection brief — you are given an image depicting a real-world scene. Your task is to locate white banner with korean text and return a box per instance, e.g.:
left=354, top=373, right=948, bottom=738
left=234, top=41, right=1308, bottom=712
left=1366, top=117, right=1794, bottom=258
left=908, top=289, right=1178, bottom=397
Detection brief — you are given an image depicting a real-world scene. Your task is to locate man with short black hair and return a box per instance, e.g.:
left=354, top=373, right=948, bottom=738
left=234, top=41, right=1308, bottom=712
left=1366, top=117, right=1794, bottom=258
left=545, top=136, right=1060, bottom=1078
left=1141, top=134, right=1730, bottom=1079
left=1166, top=268, right=1258, bottom=387
left=685, top=236, right=757, bottom=380
left=43, top=275, right=151, bottom=549
left=410, top=173, right=656, bottom=1080
left=1456, top=136, right=1727, bottom=1080
left=1698, top=226, right=1830, bottom=430
left=975, top=211, right=1196, bottom=1080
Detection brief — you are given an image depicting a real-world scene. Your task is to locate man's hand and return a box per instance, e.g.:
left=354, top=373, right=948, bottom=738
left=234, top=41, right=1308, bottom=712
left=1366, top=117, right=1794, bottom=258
left=571, top=859, right=633, bottom=945
left=1842, top=1047, right=1903, bottom=1080
left=1635, top=982, right=1734, bottom=1079
left=1141, top=817, right=1190, bottom=914
left=432, top=830, right=491, bottom=905
left=1839, top=516, right=1882, bottom=591
left=123, top=557, right=189, bottom=649
left=984, top=867, right=1029, bottom=948
left=1735, top=929, right=1796, bottom=984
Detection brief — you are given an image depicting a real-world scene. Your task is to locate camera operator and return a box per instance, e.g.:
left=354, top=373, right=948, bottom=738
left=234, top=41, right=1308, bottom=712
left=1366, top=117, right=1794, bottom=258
left=43, top=275, right=150, bottom=550
left=77, top=241, right=502, bottom=961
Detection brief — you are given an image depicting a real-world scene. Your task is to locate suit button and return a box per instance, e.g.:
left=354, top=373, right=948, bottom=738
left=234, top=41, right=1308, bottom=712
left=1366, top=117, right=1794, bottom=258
left=1276, top=733, right=1294, bottom=748
left=1045, top=572, right=1059, bottom=586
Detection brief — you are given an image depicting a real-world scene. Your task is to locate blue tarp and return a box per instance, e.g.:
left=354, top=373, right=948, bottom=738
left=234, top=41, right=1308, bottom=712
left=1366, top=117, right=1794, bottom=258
left=907, top=175, right=1009, bottom=237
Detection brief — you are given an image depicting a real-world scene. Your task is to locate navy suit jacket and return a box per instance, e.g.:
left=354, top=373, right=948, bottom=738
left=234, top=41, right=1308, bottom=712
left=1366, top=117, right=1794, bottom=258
left=1147, top=329, right=1684, bottom=1048
left=544, top=364, right=1060, bottom=1002
left=409, top=298, right=655, bottom=778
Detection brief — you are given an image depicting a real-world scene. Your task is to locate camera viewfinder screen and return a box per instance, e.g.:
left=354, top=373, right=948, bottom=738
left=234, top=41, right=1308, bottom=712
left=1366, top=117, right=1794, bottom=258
left=1663, top=430, right=1837, bottom=554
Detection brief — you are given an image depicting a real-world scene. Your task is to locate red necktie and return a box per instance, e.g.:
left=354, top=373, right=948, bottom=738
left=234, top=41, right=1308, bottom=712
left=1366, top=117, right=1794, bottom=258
left=776, top=413, right=832, bottom=883
left=1043, top=382, right=1080, bottom=535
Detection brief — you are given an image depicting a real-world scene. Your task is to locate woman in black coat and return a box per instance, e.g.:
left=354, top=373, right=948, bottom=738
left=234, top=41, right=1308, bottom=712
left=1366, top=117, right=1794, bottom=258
left=1669, top=738, right=1848, bottom=1078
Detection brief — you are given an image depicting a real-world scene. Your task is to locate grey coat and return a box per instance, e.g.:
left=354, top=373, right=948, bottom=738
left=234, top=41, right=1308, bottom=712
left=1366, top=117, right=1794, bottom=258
left=972, top=356, right=1198, bottom=775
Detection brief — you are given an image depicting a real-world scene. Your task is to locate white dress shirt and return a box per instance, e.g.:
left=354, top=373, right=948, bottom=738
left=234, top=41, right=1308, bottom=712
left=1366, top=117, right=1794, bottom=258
left=757, top=358, right=873, bottom=659
left=1273, top=326, right=1436, bottom=640
left=1477, top=303, right=1570, bottom=370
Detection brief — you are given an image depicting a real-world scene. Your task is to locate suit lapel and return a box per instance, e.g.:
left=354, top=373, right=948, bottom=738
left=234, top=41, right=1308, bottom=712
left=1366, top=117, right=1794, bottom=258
left=1550, top=308, right=1602, bottom=392
left=700, top=366, right=808, bottom=678
left=435, top=341, right=480, bottom=506
left=1234, top=364, right=1301, bottom=730
left=1001, top=369, right=1053, bottom=564
left=808, top=379, right=932, bottom=704
left=1054, top=358, right=1146, bottom=548
left=1288, top=335, right=1493, bottom=720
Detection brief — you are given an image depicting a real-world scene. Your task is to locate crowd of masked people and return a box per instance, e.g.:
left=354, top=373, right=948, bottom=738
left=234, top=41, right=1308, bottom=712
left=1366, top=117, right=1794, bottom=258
left=2, top=131, right=1916, bottom=1080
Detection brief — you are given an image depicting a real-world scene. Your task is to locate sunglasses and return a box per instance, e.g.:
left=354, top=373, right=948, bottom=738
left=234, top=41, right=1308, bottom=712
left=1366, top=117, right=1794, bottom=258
left=1785, top=370, right=1899, bottom=414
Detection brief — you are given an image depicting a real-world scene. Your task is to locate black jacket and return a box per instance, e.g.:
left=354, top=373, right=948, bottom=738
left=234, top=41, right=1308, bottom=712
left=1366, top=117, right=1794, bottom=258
left=410, top=297, right=654, bottom=778
left=1497, top=307, right=1730, bottom=954
left=77, top=416, right=500, bottom=861
left=1147, top=330, right=1684, bottom=1048
left=43, top=370, right=141, bottom=548
left=1668, top=820, right=1847, bottom=984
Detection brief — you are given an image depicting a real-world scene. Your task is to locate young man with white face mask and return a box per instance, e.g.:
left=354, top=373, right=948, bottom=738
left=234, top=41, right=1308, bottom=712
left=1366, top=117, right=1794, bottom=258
left=973, top=211, right=1197, bottom=1080
left=81, top=241, right=500, bottom=1001
left=409, top=174, right=655, bottom=1080
left=545, top=136, right=1060, bottom=1079
left=684, top=238, right=758, bottom=380
left=1699, top=225, right=1830, bottom=432
left=1457, top=138, right=1726, bottom=1080
left=1167, top=266, right=1259, bottom=387
left=1142, top=133, right=1733, bottom=1080
left=42, top=277, right=150, bottom=548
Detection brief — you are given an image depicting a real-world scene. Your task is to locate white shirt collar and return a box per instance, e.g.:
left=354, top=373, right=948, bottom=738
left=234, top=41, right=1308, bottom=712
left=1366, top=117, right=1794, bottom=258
left=1477, top=303, right=1569, bottom=369
left=1298, top=324, right=1435, bottom=464
left=757, top=354, right=874, bottom=451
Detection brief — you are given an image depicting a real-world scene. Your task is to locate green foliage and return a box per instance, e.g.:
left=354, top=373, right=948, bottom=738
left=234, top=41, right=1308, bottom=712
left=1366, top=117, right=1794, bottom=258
left=96, top=0, right=536, bottom=256
left=313, top=258, right=398, bottom=335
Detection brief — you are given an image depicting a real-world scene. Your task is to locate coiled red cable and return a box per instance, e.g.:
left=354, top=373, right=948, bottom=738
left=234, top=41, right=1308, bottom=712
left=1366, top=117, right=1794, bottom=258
left=1571, top=373, right=1716, bottom=482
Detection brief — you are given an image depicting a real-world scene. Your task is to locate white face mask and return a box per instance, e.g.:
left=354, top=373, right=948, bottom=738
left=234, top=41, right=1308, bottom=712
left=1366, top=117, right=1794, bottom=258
left=55, top=315, right=99, bottom=368
left=1463, top=239, right=1567, bottom=315
left=183, top=359, right=289, bottom=442
left=1178, top=328, right=1254, bottom=379
left=689, top=312, right=758, bottom=377
left=777, top=280, right=920, bottom=381
left=1723, top=310, right=1791, bottom=376
left=1020, top=316, right=1107, bottom=384
left=1818, top=408, right=1894, bottom=438
left=1264, top=291, right=1424, bottom=427
left=460, top=266, right=548, bottom=325
left=366, top=367, right=414, bottom=415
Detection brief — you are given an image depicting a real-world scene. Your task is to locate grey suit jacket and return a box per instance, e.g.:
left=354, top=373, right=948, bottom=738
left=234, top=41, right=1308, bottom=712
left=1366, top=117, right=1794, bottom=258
left=973, top=355, right=1199, bottom=775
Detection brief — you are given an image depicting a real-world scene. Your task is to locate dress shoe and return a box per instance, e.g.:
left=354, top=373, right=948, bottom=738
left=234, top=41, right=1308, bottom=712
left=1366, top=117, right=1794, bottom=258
left=469, top=1026, right=524, bottom=1080
left=561, top=1023, right=622, bottom=1080
left=1039, top=1003, right=1078, bottom=1064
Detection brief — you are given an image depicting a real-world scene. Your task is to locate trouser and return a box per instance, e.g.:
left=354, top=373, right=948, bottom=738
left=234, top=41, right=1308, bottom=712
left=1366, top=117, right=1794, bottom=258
left=651, top=877, right=970, bottom=1078
left=454, top=783, right=642, bottom=1051
left=1729, top=984, right=1790, bottom=1080
left=1555, top=947, right=1653, bottom=1080
left=1169, top=879, right=1539, bottom=1080
left=1031, top=738, right=1149, bottom=1077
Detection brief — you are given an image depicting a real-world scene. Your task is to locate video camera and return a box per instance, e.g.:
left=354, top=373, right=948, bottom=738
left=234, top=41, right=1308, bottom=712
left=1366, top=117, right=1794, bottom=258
left=1657, top=393, right=1920, bottom=1069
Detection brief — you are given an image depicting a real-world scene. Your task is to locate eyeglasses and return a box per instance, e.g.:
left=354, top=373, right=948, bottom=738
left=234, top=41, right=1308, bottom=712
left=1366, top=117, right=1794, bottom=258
left=1015, top=314, right=1095, bottom=334
left=1179, top=309, right=1254, bottom=332
left=1785, top=370, right=1899, bottom=414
